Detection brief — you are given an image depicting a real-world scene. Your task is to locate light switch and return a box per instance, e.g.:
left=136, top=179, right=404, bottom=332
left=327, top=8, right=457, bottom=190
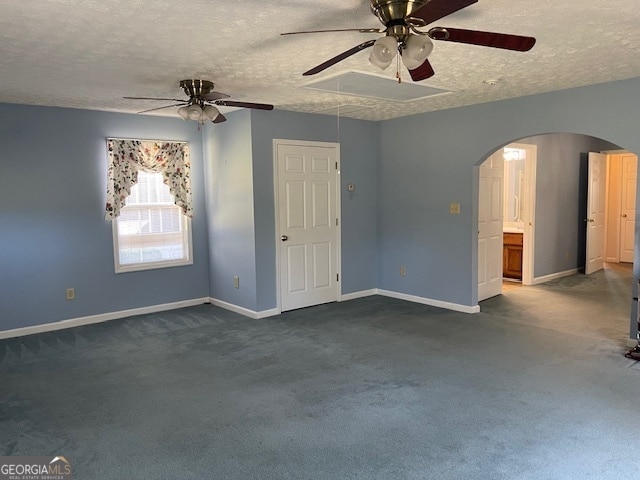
left=449, top=203, right=461, bottom=214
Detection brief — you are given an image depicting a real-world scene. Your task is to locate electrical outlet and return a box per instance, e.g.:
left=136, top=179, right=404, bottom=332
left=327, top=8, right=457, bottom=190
left=400, top=266, right=406, bottom=277
left=233, top=276, right=240, bottom=289
left=65, top=288, right=75, bottom=300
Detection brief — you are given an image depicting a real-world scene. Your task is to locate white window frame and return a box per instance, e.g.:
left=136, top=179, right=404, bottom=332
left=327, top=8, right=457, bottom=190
left=112, top=170, right=193, bottom=273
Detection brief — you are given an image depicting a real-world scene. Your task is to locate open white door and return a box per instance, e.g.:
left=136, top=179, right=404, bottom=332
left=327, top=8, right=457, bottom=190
left=275, top=141, right=340, bottom=312
left=619, top=153, right=637, bottom=263
left=478, top=152, right=503, bottom=301
left=586, top=152, right=606, bottom=274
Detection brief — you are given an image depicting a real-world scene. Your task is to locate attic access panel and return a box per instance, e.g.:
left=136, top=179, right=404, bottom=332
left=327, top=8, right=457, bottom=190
left=302, top=71, right=451, bottom=102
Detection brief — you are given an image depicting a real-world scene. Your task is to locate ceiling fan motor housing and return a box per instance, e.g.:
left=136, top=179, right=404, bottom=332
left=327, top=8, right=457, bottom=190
left=179, top=79, right=214, bottom=101
left=369, top=0, right=429, bottom=25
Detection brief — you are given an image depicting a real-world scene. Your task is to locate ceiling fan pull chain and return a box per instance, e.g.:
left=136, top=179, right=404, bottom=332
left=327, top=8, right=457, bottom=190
left=396, top=46, right=402, bottom=83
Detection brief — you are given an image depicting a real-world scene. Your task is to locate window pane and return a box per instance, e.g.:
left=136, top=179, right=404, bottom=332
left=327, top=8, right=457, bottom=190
left=138, top=209, right=150, bottom=234
left=162, top=208, right=180, bottom=232
left=114, top=169, right=191, bottom=272
left=149, top=208, right=161, bottom=233
left=159, top=186, right=173, bottom=203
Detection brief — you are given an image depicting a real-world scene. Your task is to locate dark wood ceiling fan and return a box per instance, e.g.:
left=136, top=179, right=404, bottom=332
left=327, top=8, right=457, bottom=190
left=124, top=79, right=274, bottom=124
left=282, top=0, right=536, bottom=81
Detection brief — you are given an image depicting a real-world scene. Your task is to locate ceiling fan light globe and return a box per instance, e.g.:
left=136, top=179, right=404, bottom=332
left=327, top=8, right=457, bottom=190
left=177, top=106, right=190, bottom=120
left=187, top=104, right=203, bottom=121
left=401, top=55, right=420, bottom=70
left=369, top=35, right=397, bottom=70
left=402, top=35, right=433, bottom=70
left=203, top=105, right=220, bottom=121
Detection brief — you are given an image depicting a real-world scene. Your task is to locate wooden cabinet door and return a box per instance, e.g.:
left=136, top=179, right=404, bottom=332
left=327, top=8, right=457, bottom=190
left=503, top=233, right=523, bottom=280
left=503, top=245, right=523, bottom=279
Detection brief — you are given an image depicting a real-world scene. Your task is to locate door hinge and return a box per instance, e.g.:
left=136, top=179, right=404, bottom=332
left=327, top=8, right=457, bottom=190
left=335, top=161, right=338, bottom=169
left=336, top=218, right=339, bottom=226
left=336, top=273, right=339, bottom=281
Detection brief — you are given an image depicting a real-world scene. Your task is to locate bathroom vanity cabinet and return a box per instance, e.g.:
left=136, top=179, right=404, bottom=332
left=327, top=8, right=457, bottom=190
left=503, top=232, right=523, bottom=280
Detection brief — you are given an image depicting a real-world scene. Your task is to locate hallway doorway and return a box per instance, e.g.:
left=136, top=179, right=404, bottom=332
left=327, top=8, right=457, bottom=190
left=475, top=133, right=639, bottom=343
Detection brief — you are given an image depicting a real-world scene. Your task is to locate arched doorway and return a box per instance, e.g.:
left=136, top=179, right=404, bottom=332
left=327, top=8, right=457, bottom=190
left=476, top=132, right=638, bottom=346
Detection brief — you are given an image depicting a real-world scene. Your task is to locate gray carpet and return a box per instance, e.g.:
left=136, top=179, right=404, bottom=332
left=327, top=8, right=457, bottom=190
left=1, top=265, right=639, bottom=479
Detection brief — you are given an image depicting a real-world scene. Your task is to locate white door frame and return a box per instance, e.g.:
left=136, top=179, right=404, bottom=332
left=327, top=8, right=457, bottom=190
left=273, top=139, right=342, bottom=313
left=618, top=152, right=637, bottom=263
left=477, top=142, right=536, bottom=294
left=513, top=142, right=537, bottom=286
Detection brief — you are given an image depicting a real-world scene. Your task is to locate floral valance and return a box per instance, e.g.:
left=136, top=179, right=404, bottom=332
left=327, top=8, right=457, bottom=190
left=105, top=139, right=192, bottom=220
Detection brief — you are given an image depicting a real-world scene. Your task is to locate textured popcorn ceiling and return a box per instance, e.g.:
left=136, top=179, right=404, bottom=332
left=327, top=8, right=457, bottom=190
left=1, top=0, right=639, bottom=121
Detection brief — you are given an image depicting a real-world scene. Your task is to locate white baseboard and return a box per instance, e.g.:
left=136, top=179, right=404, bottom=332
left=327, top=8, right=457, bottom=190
left=375, top=289, right=480, bottom=314
left=207, top=297, right=279, bottom=319
left=532, top=268, right=579, bottom=285
left=340, top=289, right=377, bottom=301
left=0, top=298, right=210, bottom=340
left=212, top=288, right=479, bottom=317
left=0, top=288, right=483, bottom=340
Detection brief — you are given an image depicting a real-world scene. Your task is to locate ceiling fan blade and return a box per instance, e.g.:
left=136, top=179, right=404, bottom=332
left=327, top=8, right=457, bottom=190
left=137, top=103, right=186, bottom=114
left=281, top=28, right=382, bottom=35
left=408, top=59, right=435, bottom=81
left=409, top=0, right=477, bottom=26
left=429, top=27, right=536, bottom=51
left=214, top=100, right=274, bottom=110
left=202, top=91, right=231, bottom=101
left=124, top=96, right=186, bottom=102
left=303, top=39, right=376, bottom=76
left=212, top=113, right=227, bottom=124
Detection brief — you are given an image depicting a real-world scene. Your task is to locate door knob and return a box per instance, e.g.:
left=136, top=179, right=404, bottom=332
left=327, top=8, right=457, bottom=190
left=281, top=235, right=289, bottom=242
left=622, top=214, right=628, bottom=218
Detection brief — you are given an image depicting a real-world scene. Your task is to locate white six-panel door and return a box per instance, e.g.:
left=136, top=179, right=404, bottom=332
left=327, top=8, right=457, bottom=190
left=586, top=152, right=607, bottom=274
left=619, top=153, right=637, bottom=263
left=275, top=141, right=339, bottom=311
left=478, top=152, right=503, bottom=301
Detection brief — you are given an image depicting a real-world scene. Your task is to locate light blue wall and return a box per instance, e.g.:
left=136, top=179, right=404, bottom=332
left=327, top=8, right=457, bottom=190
left=377, top=119, right=473, bottom=305
left=378, top=77, right=640, bottom=338
left=0, top=104, right=210, bottom=331
left=203, top=110, right=259, bottom=311
left=249, top=109, right=379, bottom=311
left=515, top=134, right=619, bottom=277
left=3, top=76, right=640, bottom=340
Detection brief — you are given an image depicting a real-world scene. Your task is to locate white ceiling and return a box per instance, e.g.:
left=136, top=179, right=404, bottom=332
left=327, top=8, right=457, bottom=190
left=1, top=0, right=639, bottom=122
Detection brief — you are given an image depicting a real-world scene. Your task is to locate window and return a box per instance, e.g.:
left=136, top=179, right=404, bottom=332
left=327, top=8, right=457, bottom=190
left=113, top=170, right=192, bottom=273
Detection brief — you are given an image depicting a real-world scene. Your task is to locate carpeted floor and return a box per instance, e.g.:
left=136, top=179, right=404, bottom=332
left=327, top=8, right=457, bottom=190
left=1, top=264, right=639, bottom=479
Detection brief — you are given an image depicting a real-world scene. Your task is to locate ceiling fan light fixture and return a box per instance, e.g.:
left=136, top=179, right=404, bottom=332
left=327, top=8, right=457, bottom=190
left=187, top=104, right=203, bottom=121
left=203, top=105, right=220, bottom=121
left=177, top=106, right=190, bottom=120
left=126, top=79, right=273, bottom=127
left=401, top=34, right=434, bottom=70
left=369, top=35, right=397, bottom=70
